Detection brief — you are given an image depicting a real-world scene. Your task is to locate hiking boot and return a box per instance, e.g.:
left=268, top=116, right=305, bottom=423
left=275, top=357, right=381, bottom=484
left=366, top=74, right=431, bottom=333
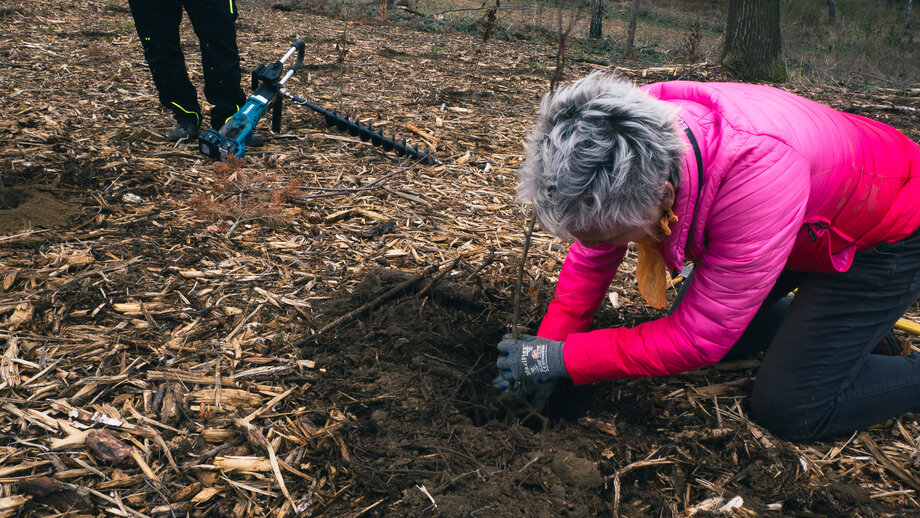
left=247, top=133, right=265, bottom=148
left=168, top=120, right=200, bottom=142
left=872, top=333, right=910, bottom=356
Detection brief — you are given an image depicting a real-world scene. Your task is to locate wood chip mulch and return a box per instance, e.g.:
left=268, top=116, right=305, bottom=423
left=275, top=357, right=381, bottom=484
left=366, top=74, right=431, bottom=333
left=2, top=0, right=920, bottom=516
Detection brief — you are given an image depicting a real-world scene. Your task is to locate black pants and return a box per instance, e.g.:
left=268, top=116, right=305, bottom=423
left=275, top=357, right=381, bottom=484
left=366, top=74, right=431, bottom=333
left=129, top=0, right=246, bottom=129
left=674, top=226, right=920, bottom=442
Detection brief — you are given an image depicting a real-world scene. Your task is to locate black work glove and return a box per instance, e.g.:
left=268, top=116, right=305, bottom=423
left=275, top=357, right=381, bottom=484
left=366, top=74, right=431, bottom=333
left=492, top=334, right=567, bottom=409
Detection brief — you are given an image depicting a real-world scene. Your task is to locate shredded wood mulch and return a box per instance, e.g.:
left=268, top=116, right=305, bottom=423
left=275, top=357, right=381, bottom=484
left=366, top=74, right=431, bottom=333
left=3, top=1, right=920, bottom=516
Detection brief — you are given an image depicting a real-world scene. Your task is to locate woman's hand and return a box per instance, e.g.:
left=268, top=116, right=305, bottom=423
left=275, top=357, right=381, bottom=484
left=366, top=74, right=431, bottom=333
left=492, top=334, right=567, bottom=409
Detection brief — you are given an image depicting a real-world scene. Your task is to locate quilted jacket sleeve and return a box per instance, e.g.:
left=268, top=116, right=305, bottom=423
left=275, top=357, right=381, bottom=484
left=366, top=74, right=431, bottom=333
left=536, top=242, right=627, bottom=341
left=561, top=136, right=811, bottom=383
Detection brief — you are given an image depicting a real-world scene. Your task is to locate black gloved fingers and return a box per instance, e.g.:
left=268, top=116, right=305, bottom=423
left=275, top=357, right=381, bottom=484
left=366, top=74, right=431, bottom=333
left=491, top=375, right=511, bottom=393
left=496, top=353, right=515, bottom=371
left=529, top=380, right=557, bottom=410
left=497, top=337, right=520, bottom=354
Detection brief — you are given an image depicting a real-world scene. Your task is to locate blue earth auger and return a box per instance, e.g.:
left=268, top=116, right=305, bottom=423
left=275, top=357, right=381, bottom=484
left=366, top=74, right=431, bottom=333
left=199, top=40, right=439, bottom=164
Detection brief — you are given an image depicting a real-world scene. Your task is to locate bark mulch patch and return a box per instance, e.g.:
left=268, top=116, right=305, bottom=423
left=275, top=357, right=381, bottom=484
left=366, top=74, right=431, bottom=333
left=2, top=0, right=920, bottom=516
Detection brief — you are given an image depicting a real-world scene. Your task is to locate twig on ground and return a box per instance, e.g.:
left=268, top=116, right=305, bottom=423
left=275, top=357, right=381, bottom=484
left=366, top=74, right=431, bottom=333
left=609, top=458, right=674, bottom=518
left=417, top=257, right=461, bottom=297
left=293, top=264, right=439, bottom=347
left=468, top=246, right=495, bottom=277
left=291, top=161, right=415, bottom=199
left=0, top=229, right=50, bottom=243
left=226, top=217, right=264, bottom=238
left=860, top=433, right=920, bottom=493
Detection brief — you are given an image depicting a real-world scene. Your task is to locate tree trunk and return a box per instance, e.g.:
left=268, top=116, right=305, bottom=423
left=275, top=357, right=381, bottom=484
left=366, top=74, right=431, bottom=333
left=624, top=0, right=640, bottom=58
left=379, top=0, right=387, bottom=21
left=722, top=0, right=786, bottom=82
left=589, top=0, right=604, bottom=39
left=827, top=0, right=838, bottom=24
left=907, top=0, right=913, bottom=28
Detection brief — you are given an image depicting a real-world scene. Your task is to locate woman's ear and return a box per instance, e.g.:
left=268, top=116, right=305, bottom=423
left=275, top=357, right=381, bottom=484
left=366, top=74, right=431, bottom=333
left=660, top=182, right=676, bottom=211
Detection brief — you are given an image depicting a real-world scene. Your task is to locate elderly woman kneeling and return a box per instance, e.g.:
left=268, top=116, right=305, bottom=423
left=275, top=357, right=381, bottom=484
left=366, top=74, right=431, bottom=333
left=495, top=71, right=920, bottom=442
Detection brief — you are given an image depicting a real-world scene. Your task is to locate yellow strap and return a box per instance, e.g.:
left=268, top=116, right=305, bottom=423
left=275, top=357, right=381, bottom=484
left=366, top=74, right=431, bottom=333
left=895, top=318, right=920, bottom=336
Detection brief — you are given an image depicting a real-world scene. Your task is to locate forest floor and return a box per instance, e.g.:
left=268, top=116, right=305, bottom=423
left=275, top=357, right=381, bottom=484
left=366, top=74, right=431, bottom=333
left=3, top=0, right=920, bottom=516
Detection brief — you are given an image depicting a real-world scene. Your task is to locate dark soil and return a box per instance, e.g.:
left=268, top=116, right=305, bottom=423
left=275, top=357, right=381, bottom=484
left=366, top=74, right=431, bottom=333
left=296, top=269, right=905, bottom=516
left=0, top=184, right=83, bottom=234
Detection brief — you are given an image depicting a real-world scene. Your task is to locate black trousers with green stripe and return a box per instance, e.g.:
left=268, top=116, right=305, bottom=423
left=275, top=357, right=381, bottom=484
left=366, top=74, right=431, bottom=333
left=129, top=0, right=246, bottom=129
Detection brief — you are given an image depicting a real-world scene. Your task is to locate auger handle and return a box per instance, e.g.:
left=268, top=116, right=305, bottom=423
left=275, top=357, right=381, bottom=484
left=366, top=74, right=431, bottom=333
left=279, top=40, right=306, bottom=86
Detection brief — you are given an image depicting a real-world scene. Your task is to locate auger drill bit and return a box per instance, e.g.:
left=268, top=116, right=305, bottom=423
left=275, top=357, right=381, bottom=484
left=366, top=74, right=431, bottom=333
left=284, top=91, right=441, bottom=165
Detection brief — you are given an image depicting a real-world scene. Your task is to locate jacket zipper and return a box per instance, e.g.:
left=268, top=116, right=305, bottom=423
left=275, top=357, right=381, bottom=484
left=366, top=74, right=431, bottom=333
left=805, top=221, right=831, bottom=241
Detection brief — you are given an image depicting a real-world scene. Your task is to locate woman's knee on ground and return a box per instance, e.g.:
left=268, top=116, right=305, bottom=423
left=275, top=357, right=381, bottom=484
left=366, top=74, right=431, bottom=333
left=750, top=378, right=829, bottom=442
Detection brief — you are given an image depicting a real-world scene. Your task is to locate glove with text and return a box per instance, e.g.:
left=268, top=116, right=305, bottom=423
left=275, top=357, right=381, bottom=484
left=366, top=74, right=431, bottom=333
left=492, top=334, right=567, bottom=409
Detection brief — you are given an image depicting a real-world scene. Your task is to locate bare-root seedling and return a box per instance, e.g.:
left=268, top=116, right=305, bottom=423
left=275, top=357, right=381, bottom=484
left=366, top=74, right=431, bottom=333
left=513, top=0, right=580, bottom=339
left=189, top=162, right=294, bottom=236
left=335, top=24, right=349, bottom=112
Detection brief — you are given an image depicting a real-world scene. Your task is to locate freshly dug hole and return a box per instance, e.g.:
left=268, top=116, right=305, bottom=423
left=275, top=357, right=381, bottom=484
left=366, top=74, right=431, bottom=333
left=295, top=270, right=902, bottom=516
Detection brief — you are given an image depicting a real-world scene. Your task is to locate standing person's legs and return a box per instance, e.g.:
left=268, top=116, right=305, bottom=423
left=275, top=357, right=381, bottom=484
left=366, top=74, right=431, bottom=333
left=183, top=0, right=246, bottom=129
left=751, top=228, right=920, bottom=442
left=128, top=0, right=202, bottom=127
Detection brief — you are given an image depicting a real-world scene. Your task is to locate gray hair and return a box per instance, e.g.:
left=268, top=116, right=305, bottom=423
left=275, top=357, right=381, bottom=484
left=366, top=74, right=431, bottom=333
left=518, top=71, right=685, bottom=239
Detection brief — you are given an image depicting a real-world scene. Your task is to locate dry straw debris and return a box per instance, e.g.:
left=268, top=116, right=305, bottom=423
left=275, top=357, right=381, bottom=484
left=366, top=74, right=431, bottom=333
left=2, top=0, right=920, bottom=516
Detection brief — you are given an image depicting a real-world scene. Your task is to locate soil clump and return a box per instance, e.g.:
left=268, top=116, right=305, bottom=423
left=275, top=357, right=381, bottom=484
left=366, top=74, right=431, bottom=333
left=0, top=184, right=83, bottom=235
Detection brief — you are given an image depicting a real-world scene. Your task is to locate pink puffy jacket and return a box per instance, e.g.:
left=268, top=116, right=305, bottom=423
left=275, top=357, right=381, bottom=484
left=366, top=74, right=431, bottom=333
left=537, top=81, right=920, bottom=384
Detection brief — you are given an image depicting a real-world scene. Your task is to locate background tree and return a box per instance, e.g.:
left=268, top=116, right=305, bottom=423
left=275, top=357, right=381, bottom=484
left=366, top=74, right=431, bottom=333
left=624, top=0, right=640, bottom=58
left=589, top=0, right=604, bottom=39
left=907, top=0, right=913, bottom=28
left=722, top=0, right=786, bottom=82
left=828, top=0, right=838, bottom=25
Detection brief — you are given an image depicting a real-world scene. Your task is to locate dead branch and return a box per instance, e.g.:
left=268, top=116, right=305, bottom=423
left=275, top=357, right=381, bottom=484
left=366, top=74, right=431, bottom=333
left=293, top=264, right=439, bottom=346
